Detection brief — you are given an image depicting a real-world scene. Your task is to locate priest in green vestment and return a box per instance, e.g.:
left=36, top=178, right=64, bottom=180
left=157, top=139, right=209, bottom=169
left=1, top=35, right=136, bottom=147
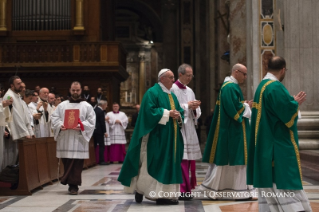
left=195, top=63, right=254, bottom=200
left=118, top=69, right=184, bottom=205
left=247, top=56, right=312, bottom=211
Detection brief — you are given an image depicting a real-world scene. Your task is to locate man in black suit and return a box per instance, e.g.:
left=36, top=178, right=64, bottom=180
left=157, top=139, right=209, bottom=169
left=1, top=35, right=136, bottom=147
left=81, top=85, right=91, bottom=102
left=93, top=100, right=108, bottom=165
left=131, top=104, right=140, bottom=127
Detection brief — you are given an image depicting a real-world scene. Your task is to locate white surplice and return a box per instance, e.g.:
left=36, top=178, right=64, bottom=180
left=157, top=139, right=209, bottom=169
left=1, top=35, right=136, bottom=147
left=171, top=82, right=202, bottom=160
left=104, top=113, right=111, bottom=146
left=51, top=100, right=96, bottom=159
left=33, top=98, right=53, bottom=138
left=194, top=76, right=253, bottom=200
left=106, top=111, right=128, bottom=144
left=0, top=98, right=13, bottom=172
left=3, top=89, right=34, bottom=140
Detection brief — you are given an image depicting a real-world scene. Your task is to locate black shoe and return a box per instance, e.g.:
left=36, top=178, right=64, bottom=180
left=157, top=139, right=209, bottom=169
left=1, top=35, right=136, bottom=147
left=99, top=161, right=110, bottom=165
left=178, top=192, right=193, bottom=200
left=156, top=199, right=179, bottom=205
left=135, top=192, right=143, bottom=203
left=68, top=184, right=79, bottom=195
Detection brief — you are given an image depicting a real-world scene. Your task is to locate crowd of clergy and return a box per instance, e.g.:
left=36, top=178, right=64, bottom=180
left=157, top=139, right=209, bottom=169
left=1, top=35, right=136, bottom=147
left=118, top=58, right=313, bottom=212
left=0, top=78, right=129, bottom=194
left=0, top=56, right=314, bottom=211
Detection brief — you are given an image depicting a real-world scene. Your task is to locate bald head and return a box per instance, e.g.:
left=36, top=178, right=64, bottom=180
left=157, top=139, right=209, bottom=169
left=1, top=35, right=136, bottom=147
left=48, top=93, right=56, bottom=104
left=39, top=87, right=49, bottom=101
left=231, top=63, right=246, bottom=73
left=231, top=63, right=247, bottom=84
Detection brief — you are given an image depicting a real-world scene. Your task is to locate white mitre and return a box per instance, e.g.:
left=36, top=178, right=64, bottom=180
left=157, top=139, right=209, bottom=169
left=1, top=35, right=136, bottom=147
left=158, top=68, right=170, bottom=77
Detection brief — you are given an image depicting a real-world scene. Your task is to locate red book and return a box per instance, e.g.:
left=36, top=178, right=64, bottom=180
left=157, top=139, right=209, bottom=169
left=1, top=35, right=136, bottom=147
left=64, top=109, right=80, bottom=129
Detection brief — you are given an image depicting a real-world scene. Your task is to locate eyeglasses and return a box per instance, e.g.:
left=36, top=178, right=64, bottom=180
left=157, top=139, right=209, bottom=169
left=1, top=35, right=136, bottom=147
left=165, top=76, right=175, bottom=80
left=237, top=69, right=247, bottom=76
left=184, top=74, right=194, bottom=78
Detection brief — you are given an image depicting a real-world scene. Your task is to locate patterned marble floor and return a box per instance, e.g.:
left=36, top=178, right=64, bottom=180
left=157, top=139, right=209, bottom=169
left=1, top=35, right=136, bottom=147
left=0, top=162, right=319, bottom=212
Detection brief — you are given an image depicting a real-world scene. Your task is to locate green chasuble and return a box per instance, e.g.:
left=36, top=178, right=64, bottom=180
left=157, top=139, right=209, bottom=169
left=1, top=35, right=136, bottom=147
left=247, top=79, right=302, bottom=190
left=202, top=80, right=250, bottom=166
left=118, top=83, right=184, bottom=187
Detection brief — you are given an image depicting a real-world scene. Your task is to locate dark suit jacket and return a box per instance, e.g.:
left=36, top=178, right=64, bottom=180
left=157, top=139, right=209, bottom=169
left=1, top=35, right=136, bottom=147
left=131, top=112, right=138, bottom=127
left=81, top=93, right=91, bottom=102
left=94, top=106, right=106, bottom=135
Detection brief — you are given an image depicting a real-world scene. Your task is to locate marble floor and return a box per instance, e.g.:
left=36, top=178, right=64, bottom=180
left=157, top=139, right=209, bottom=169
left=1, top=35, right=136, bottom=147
left=1, top=162, right=319, bottom=212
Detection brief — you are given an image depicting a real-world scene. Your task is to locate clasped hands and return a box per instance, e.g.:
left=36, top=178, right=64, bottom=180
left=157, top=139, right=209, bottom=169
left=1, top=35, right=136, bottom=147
left=60, top=124, right=81, bottom=131
left=169, top=110, right=181, bottom=120
left=188, top=100, right=201, bottom=110
left=245, top=100, right=253, bottom=108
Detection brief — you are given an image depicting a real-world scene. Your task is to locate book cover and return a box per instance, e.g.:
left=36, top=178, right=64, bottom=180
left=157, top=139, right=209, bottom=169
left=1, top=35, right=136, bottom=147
left=64, top=109, right=80, bottom=129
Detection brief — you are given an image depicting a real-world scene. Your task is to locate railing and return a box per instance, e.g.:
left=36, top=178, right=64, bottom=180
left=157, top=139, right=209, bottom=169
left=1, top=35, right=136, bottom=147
left=0, top=42, right=127, bottom=65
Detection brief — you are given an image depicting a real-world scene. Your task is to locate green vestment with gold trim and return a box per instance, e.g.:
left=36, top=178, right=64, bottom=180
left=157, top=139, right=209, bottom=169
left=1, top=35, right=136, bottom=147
left=118, top=83, right=184, bottom=187
left=247, top=79, right=302, bottom=190
left=202, top=81, right=250, bottom=165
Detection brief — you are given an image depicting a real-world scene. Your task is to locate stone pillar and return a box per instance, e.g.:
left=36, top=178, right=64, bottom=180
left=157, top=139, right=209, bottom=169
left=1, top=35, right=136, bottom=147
left=229, top=0, right=247, bottom=97
left=138, top=54, right=146, bottom=104
left=216, top=0, right=230, bottom=88
left=73, top=0, right=85, bottom=30
left=0, top=0, right=7, bottom=31
left=162, top=0, right=179, bottom=73
left=246, top=0, right=260, bottom=99
left=207, top=0, right=217, bottom=111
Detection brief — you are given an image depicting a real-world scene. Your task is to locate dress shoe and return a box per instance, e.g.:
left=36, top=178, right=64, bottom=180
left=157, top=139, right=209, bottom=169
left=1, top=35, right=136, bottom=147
left=178, top=192, right=193, bottom=200
left=156, top=199, right=179, bottom=205
left=68, top=185, right=79, bottom=195
left=99, top=161, right=110, bottom=165
left=135, top=192, right=143, bottom=203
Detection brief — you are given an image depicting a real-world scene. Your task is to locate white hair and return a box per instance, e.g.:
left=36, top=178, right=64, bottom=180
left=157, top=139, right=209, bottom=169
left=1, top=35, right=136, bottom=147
left=98, top=100, right=108, bottom=106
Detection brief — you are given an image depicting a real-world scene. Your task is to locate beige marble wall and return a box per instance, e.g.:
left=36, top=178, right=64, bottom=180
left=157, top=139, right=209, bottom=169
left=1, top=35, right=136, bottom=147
left=283, top=0, right=319, bottom=111
left=229, top=0, right=247, bottom=98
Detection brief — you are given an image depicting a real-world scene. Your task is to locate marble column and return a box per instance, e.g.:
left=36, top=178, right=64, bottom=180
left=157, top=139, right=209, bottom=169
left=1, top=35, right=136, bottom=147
left=216, top=0, right=230, bottom=90
left=162, top=0, right=179, bottom=73
left=229, top=0, right=247, bottom=98
left=246, top=0, right=260, bottom=99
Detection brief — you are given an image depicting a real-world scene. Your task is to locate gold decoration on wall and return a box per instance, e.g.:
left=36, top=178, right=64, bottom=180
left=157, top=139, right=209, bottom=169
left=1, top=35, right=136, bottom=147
left=0, top=0, right=7, bottom=31
left=73, top=0, right=85, bottom=31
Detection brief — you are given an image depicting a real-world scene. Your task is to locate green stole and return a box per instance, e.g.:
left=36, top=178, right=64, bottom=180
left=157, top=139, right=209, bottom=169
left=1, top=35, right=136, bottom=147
left=202, top=80, right=250, bottom=166
left=118, top=83, right=184, bottom=187
left=247, top=79, right=302, bottom=190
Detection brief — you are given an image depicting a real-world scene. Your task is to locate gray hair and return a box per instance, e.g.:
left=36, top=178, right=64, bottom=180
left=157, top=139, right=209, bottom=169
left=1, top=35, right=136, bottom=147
left=178, top=63, right=192, bottom=75
left=39, top=87, right=49, bottom=94
left=98, top=100, right=108, bottom=106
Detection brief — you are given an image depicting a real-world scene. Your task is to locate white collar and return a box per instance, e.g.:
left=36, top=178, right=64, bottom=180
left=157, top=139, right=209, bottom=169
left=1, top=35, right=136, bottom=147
left=9, top=88, right=21, bottom=98
left=178, top=79, right=187, bottom=87
left=263, top=72, right=279, bottom=81
left=158, top=82, right=171, bottom=94
left=98, top=106, right=103, bottom=110
left=224, top=76, right=238, bottom=84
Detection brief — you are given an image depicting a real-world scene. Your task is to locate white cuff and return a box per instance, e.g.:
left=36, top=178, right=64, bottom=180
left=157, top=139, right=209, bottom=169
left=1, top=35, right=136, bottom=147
left=158, top=109, right=170, bottom=125
left=243, top=103, right=251, bottom=119
left=298, top=110, right=301, bottom=119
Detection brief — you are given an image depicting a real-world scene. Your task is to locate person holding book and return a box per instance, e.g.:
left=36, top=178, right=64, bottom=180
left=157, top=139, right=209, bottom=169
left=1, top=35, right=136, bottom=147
left=51, top=81, right=96, bottom=195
